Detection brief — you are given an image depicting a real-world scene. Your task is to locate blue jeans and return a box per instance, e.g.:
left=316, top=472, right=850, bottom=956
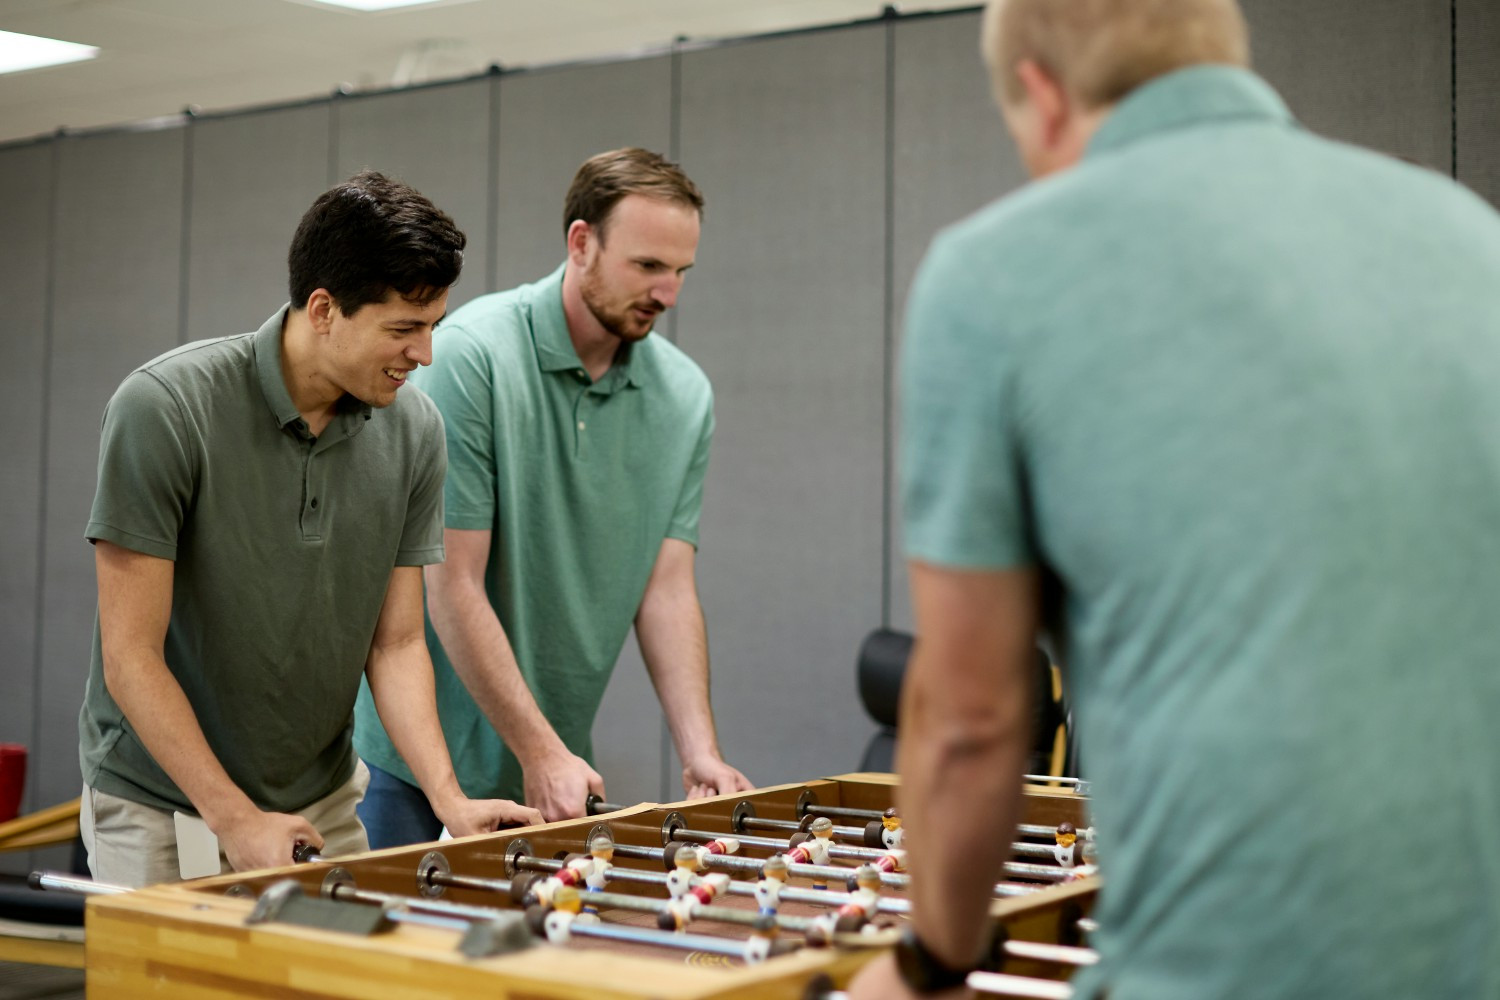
left=357, top=760, right=443, bottom=850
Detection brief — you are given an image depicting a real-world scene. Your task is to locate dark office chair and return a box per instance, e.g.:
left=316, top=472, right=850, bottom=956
left=855, top=628, right=1073, bottom=777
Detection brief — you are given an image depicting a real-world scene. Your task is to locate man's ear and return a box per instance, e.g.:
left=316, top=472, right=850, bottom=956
left=1014, top=58, right=1071, bottom=149
left=565, top=219, right=593, bottom=265
left=306, top=289, right=338, bottom=333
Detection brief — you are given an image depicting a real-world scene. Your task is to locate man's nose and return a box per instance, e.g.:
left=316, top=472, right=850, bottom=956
left=651, top=276, right=683, bottom=310
left=408, top=329, right=433, bottom=366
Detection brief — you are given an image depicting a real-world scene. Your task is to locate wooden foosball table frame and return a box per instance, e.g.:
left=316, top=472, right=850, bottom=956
left=85, top=773, right=1096, bottom=999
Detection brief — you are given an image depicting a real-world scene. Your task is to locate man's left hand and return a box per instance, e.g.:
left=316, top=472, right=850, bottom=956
left=681, top=756, right=754, bottom=800
left=435, top=796, right=543, bottom=837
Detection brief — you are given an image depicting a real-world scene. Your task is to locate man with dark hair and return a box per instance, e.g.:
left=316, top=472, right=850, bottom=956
left=79, top=171, right=539, bottom=888
left=353, top=148, right=751, bottom=843
left=852, top=0, right=1500, bottom=997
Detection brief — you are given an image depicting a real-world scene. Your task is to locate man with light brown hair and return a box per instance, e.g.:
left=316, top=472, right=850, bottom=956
left=352, top=148, right=752, bottom=845
left=852, top=0, right=1500, bottom=997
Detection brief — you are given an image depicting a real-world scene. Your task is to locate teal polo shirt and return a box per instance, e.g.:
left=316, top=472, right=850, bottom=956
left=902, top=67, right=1500, bottom=999
left=352, top=264, right=713, bottom=801
left=80, top=306, right=447, bottom=815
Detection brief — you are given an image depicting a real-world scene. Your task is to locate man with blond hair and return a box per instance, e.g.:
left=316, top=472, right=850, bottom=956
left=352, top=148, right=751, bottom=843
left=852, top=1, right=1500, bottom=997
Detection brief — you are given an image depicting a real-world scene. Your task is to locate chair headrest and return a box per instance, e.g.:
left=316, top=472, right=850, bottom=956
left=857, top=628, right=913, bottom=728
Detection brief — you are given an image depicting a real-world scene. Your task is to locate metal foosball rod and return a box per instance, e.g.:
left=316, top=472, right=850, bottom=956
left=671, top=824, right=1063, bottom=868
left=603, top=839, right=1050, bottom=893
left=732, top=813, right=1058, bottom=861
left=610, top=841, right=1060, bottom=893
left=512, top=854, right=917, bottom=915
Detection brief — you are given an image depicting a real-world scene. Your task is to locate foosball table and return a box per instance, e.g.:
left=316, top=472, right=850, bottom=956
left=72, top=773, right=1097, bottom=998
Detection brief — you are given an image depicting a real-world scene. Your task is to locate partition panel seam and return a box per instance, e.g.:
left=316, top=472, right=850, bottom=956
left=1450, top=0, right=1458, bottom=179
left=487, top=72, right=501, bottom=295
left=178, top=124, right=195, bottom=345
left=328, top=98, right=340, bottom=186
left=881, top=18, right=897, bottom=630
left=660, top=40, right=685, bottom=803
left=29, top=139, right=63, bottom=866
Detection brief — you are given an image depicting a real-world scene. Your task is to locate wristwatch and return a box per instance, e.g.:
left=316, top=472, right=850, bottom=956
left=893, top=926, right=972, bottom=994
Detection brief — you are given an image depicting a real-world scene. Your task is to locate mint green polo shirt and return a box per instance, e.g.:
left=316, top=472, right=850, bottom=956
left=80, top=306, right=446, bottom=815
left=902, top=67, right=1500, bottom=999
left=352, top=265, right=713, bottom=801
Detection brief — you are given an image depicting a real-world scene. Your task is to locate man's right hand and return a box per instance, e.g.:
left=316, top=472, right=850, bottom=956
left=213, top=809, right=324, bottom=872
left=523, top=750, right=606, bottom=822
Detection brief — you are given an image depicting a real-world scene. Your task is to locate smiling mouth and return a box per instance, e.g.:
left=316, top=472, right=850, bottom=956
left=383, top=367, right=410, bottom=384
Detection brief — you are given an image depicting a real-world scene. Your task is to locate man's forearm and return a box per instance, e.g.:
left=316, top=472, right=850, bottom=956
left=635, top=583, right=721, bottom=763
left=425, top=574, right=568, bottom=766
left=102, top=651, right=258, bottom=830
left=899, top=646, right=1033, bottom=969
left=365, top=636, right=467, bottom=810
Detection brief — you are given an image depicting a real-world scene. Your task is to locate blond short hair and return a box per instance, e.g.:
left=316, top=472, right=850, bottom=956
left=981, top=0, right=1250, bottom=110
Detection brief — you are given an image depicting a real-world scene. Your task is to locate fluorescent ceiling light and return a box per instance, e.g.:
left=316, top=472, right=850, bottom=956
left=296, top=0, right=455, bottom=10
left=0, top=30, right=98, bottom=76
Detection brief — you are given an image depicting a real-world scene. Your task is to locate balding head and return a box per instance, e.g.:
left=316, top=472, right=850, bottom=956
left=982, top=0, right=1250, bottom=112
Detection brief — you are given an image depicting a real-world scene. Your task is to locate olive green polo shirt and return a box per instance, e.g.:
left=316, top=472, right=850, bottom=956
left=352, top=264, right=713, bottom=802
left=80, top=306, right=446, bottom=814
left=902, top=67, right=1500, bottom=999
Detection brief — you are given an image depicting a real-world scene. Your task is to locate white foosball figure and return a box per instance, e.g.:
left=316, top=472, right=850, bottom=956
left=755, top=853, right=790, bottom=915
left=880, top=808, right=904, bottom=851
left=666, top=845, right=705, bottom=900
left=1052, top=821, right=1079, bottom=868
left=848, top=864, right=883, bottom=918
left=804, top=817, right=836, bottom=865
left=569, top=834, right=615, bottom=892
left=743, top=914, right=778, bottom=965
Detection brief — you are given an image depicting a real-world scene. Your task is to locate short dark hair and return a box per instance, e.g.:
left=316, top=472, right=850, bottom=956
left=288, top=170, right=465, bottom=315
left=563, top=148, right=704, bottom=242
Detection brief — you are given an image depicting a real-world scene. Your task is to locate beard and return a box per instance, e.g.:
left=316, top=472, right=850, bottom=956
left=580, top=267, right=661, bottom=342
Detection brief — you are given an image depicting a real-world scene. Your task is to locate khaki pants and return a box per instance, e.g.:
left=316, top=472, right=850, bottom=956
left=80, top=760, right=371, bottom=888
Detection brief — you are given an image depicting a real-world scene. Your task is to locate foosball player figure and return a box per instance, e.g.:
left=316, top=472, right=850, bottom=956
left=788, top=816, right=837, bottom=888
left=536, top=884, right=595, bottom=945
left=881, top=807, right=904, bottom=850
left=1052, top=821, right=1079, bottom=868
left=743, top=914, right=779, bottom=965
left=755, top=853, right=790, bottom=915
left=666, top=843, right=704, bottom=901
left=844, top=863, right=883, bottom=919
left=658, top=846, right=732, bottom=930
left=569, top=833, right=615, bottom=913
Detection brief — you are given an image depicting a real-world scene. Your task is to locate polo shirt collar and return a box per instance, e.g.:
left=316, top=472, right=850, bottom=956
left=1086, top=66, right=1295, bottom=161
left=252, top=304, right=373, bottom=437
left=530, top=263, right=647, bottom=389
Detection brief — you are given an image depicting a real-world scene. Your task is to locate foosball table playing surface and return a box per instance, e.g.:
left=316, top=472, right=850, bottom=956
left=81, top=773, right=1097, bottom=999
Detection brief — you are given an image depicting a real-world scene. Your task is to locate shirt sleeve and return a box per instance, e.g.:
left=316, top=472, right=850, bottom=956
left=419, top=325, right=498, bottom=532
left=665, top=395, right=714, bottom=548
left=394, top=404, right=447, bottom=566
left=899, top=234, right=1036, bottom=570
left=84, top=371, right=196, bottom=561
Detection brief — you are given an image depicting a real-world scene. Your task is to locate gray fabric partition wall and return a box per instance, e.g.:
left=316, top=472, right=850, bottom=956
left=676, top=24, right=889, bottom=788
left=0, top=145, right=52, bottom=876
left=185, top=104, right=333, bottom=343
left=19, top=128, right=187, bottom=875
left=492, top=55, right=675, bottom=806
left=1458, top=0, right=1500, bottom=208
left=1243, top=0, right=1453, bottom=170
left=1, top=6, right=1491, bottom=874
left=888, top=11, right=1029, bottom=633
left=336, top=79, right=496, bottom=310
